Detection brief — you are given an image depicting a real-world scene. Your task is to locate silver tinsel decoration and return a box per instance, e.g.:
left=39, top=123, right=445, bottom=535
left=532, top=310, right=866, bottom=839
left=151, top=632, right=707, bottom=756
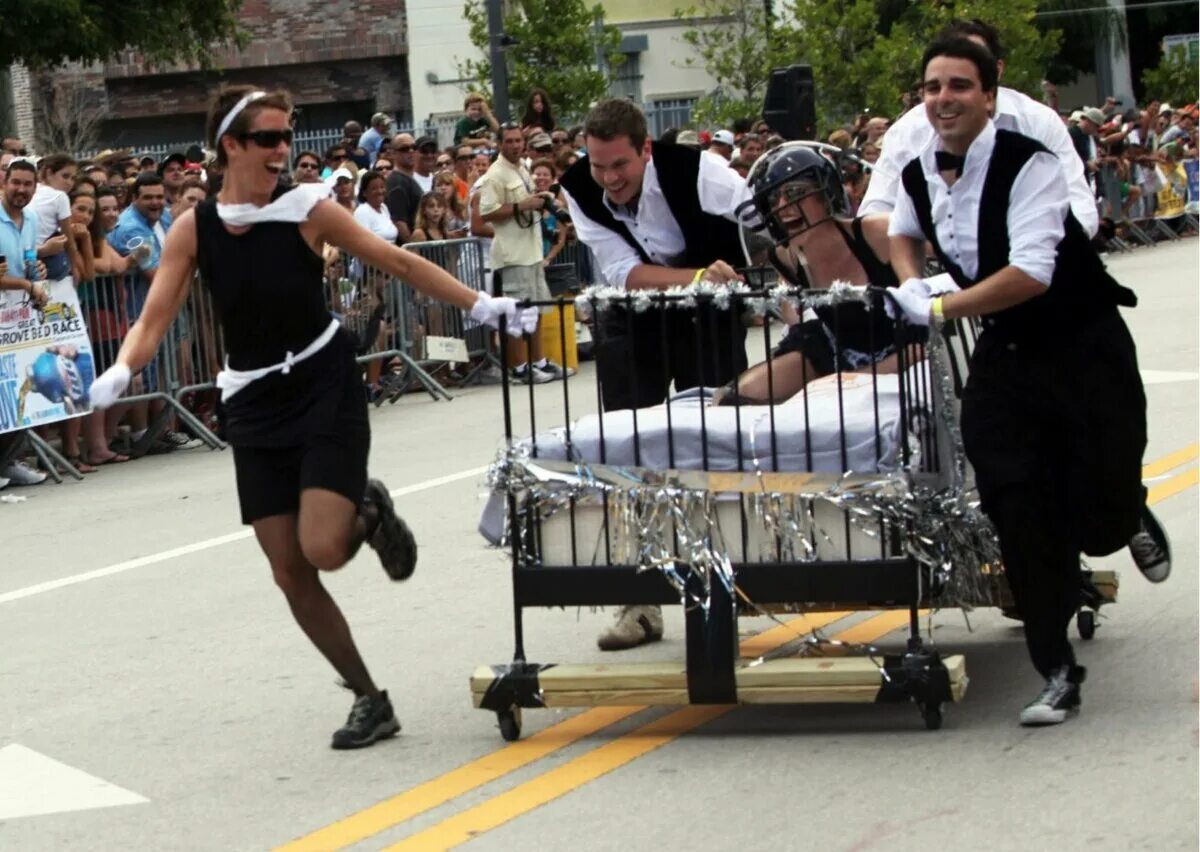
left=488, top=287, right=1004, bottom=631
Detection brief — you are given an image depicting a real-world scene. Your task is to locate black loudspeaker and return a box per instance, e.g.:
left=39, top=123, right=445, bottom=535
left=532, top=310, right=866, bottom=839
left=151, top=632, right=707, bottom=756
left=762, top=65, right=816, bottom=141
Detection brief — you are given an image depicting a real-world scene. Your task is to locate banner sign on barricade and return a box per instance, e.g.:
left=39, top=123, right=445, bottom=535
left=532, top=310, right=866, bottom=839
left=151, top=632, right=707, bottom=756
left=0, top=278, right=95, bottom=435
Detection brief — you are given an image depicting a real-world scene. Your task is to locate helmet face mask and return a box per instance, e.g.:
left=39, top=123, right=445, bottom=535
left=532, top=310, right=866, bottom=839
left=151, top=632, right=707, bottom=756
left=738, top=142, right=852, bottom=289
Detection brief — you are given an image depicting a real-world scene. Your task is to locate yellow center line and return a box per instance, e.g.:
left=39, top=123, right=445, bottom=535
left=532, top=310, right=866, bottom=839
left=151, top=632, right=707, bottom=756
left=383, top=610, right=914, bottom=852
left=276, top=611, right=852, bottom=851
left=1148, top=466, right=1200, bottom=505
left=1142, top=443, right=1199, bottom=479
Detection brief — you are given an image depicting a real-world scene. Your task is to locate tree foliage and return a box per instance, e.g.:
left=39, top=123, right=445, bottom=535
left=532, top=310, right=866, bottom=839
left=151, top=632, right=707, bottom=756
left=461, top=0, right=624, bottom=122
left=678, top=0, right=1064, bottom=134
left=1140, top=45, right=1199, bottom=106
left=0, top=0, right=245, bottom=70
left=673, top=0, right=802, bottom=128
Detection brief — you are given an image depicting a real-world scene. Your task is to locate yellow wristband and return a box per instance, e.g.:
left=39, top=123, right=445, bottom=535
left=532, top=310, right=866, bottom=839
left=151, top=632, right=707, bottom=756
left=692, top=268, right=705, bottom=284
left=930, top=296, right=945, bottom=326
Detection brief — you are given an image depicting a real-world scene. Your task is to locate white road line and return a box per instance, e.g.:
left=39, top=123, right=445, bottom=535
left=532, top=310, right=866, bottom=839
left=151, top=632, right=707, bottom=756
left=0, top=465, right=490, bottom=607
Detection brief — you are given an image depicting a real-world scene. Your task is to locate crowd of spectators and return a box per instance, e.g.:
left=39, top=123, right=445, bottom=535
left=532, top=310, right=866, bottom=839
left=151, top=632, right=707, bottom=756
left=0, top=79, right=1194, bottom=490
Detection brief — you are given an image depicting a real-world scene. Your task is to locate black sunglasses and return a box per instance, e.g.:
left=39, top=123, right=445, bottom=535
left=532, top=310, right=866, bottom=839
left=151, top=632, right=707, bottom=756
left=295, top=160, right=319, bottom=169
left=241, top=129, right=294, bottom=148
left=393, top=145, right=414, bottom=153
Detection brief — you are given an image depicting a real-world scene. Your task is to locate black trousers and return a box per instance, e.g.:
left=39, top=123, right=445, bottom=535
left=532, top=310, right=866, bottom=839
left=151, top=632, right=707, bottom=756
left=961, top=312, right=1145, bottom=676
left=594, top=305, right=748, bottom=411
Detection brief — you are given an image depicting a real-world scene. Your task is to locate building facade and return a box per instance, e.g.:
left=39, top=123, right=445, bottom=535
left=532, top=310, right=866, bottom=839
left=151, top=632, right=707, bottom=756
left=12, top=0, right=413, bottom=153
left=408, top=0, right=719, bottom=135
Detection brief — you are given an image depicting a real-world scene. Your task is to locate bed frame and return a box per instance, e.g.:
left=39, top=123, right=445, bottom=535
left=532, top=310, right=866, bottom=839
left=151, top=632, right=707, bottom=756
left=471, top=287, right=1115, bottom=739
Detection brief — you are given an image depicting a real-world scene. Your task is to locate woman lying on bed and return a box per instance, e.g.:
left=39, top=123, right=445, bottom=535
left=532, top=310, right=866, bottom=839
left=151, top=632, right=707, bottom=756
left=717, top=143, right=902, bottom=406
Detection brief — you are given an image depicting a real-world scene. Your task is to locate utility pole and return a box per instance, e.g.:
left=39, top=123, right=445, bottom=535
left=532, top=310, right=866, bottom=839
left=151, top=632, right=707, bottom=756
left=486, top=0, right=511, bottom=122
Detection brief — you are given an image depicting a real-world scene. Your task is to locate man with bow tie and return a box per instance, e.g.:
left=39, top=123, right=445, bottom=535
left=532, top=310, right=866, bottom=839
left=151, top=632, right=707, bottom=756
left=887, top=36, right=1169, bottom=727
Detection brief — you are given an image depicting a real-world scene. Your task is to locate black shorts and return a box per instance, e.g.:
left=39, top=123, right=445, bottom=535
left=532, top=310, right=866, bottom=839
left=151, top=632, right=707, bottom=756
left=232, top=429, right=369, bottom=525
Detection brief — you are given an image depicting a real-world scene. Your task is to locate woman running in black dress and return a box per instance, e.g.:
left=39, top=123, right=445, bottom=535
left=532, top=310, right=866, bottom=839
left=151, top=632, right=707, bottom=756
left=89, top=85, right=536, bottom=749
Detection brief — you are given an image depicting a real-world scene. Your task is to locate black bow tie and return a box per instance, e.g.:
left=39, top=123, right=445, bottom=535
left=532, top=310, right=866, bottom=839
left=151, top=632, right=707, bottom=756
left=935, top=151, right=965, bottom=176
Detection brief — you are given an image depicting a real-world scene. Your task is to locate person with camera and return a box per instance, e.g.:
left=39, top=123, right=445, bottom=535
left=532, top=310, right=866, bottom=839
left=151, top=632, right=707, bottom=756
left=478, top=123, right=569, bottom=383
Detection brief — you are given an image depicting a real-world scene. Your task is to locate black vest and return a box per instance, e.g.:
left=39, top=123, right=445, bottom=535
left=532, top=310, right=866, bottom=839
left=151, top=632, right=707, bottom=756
left=560, top=142, right=744, bottom=269
left=900, top=129, right=1135, bottom=342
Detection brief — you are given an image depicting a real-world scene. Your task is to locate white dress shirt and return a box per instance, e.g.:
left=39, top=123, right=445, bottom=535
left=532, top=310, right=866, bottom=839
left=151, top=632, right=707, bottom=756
left=562, top=153, right=752, bottom=288
left=863, top=87, right=1097, bottom=237
left=888, top=121, right=1068, bottom=287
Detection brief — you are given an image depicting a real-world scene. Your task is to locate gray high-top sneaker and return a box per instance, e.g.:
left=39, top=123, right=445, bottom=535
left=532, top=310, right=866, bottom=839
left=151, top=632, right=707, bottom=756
left=597, top=605, right=664, bottom=651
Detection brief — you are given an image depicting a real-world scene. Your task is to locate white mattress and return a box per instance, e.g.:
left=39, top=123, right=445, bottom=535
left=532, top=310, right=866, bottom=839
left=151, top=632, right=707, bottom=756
left=522, top=369, right=919, bottom=475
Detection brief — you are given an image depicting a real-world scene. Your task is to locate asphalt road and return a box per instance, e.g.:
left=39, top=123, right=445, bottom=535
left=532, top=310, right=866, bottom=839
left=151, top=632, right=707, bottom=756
left=2, top=241, right=1197, bottom=851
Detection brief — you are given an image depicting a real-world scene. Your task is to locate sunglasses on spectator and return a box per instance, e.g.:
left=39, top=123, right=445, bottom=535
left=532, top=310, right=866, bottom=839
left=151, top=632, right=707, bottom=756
left=241, top=129, right=294, bottom=148
left=295, top=161, right=320, bottom=170
left=4, top=146, right=26, bottom=156
left=376, top=164, right=394, bottom=172
left=393, top=145, right=414, bottom=153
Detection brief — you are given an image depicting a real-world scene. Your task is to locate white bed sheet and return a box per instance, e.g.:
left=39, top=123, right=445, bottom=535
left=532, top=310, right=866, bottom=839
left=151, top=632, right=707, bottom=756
left=523, top=369, right=917, bottom=474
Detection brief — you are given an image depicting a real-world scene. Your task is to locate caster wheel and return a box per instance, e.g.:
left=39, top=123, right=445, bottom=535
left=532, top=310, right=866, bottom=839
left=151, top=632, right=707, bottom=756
left=497, top=706, right=522, bottom=742
left=1077, top=609, right=1096, bottom=640
left=920, top=703, right=943, bottom=731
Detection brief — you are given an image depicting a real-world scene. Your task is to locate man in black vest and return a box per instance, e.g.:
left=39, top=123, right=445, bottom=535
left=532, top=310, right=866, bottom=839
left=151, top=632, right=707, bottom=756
left=561, top=99, right=751, bottom=651
left=561, top=99, right=751, bottom=413
left=888, top=37, right=1170, bottom=726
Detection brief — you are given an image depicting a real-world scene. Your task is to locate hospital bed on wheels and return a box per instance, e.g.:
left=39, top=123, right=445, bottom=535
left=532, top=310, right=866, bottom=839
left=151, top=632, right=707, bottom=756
left=471, top=288, right=1117, bottom=740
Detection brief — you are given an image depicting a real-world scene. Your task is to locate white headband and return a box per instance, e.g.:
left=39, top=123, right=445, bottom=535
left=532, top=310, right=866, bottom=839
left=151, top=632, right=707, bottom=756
left=216, top=91, right=268, bottom=141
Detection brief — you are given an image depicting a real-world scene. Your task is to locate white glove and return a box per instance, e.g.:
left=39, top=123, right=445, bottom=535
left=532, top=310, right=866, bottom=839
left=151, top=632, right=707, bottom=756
left=469, top=292, right=540, bottom=338
left=924, top=272, right=961, bottom=296
left=884, top=278, right=933, bottom=327
left=89, top=363, right=132, bottom=409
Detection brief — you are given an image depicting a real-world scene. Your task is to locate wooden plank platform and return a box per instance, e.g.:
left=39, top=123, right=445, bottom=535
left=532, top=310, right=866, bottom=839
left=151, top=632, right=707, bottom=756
left=470, top=655, right=967, bottom=708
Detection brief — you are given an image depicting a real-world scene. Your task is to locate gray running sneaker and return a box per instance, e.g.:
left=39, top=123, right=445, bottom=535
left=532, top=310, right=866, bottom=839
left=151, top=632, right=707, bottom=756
left=1019, top=666, right=1084, bottom=727
left=535, top=361, right=567, bottom=380
left=510, top=364, right=553, bottom=384
left=331, top=690, right=400, bottom=749
left=1129, top=505, right=1171, bottom=583
left=364, top=479, right=418, bottom=580
left=597, top=605, right=664, bottom=651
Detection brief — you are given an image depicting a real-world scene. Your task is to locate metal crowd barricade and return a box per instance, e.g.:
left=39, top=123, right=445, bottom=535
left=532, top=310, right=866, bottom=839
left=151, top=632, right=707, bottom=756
left=82, top=271, right=224, bottom=454
left=396, top=238, right=499, bottom=389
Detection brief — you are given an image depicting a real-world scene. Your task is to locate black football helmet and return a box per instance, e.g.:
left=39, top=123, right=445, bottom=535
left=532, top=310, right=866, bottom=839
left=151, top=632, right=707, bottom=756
left=735, top=142, right=853, bottom=287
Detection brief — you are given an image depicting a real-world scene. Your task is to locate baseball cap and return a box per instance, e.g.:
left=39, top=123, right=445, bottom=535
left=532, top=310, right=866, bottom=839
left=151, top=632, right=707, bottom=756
left=328, top=166, right=355, bottom=185
left=1081, top=108, right=1105, bottom=125
left=528, top=131, right=553, bottom=151
left=157, top=152, right=186, bottom=173
left=415, top=135, right=438, bottom=151
left=675, top=130, right=701, bottom=148
left=712, top=130, right=736, bottom=146
left=371, top=112, right=392, bottom=127
left=1159, top=103, right=1173, bottom=115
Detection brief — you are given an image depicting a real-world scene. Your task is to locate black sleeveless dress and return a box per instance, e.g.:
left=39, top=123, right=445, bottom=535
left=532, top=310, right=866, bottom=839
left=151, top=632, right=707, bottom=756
left=193, top=197, right=369, bottom=523
left=774, top=218, right=900, bottom=374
